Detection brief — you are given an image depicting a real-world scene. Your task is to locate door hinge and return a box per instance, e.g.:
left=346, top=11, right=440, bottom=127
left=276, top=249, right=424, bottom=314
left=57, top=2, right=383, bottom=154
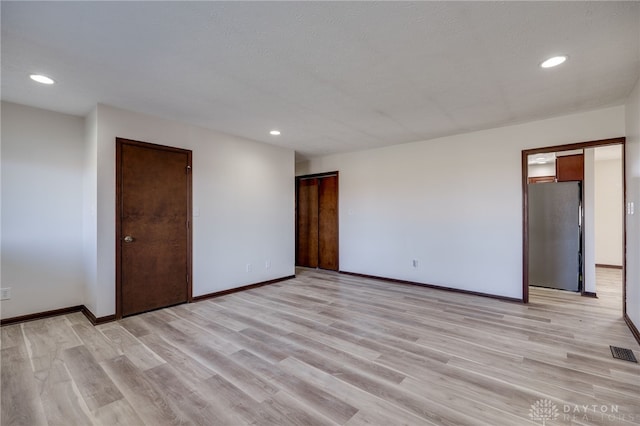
left=186, top=165, right=192, bottom=174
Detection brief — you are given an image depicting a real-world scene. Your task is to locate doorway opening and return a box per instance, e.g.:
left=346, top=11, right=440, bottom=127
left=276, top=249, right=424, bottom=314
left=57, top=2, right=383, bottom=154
left=522, top=138, right=625, bottom=315
left=295, top=172, right=339, bottom=271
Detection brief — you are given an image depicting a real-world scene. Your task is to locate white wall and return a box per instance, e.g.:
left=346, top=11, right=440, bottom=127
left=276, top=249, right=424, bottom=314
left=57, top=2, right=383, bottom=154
left=625, top=77, right=640, bottom=332
left=83, top=107, right=98, bottom=315
left=92, top=104, right=295, bottom=317
left=595, top=156, right=623, bottom=266
left=297, top=106, right=624, bottom=299
left=584, top=149, right=596, bottom=294
left=1, top=102, right=85, bottom=319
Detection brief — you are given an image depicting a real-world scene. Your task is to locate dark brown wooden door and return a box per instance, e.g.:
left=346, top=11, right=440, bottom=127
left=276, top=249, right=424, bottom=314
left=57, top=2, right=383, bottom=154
left=296, top=173, right=338, bottom=271
left=117, top=138, right=192, bottom=317
left=318, top=175, right=339, bottom=270
left=296, top=178, right=319, bottom=268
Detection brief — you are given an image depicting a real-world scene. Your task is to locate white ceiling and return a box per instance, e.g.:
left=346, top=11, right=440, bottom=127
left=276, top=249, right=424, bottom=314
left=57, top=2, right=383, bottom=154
left=2, top=2, right=639, bottom=161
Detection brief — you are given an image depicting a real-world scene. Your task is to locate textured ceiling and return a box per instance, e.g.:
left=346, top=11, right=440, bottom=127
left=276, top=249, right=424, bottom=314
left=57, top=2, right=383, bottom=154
left=2, top=2, right=639, bottom=161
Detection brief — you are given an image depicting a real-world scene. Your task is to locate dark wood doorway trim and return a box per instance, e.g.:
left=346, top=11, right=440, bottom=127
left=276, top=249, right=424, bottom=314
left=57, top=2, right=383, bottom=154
left=296, top=171, right=339, bottom=270
left=115, top=138, right=193, bottom=320
left=522, top=137, right=626, bottom=310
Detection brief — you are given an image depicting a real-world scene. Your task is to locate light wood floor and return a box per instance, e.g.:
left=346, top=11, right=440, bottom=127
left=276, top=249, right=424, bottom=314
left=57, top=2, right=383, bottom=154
left=2, top=268, right=639, bottom=425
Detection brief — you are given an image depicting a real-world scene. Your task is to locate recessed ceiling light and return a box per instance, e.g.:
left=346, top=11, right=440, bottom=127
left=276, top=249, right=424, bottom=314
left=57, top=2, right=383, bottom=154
left=270, top=130, right=281, bottom=136
left=540, top=55, right=567, bottom=68
left=30, top=74, right=55, bottom=85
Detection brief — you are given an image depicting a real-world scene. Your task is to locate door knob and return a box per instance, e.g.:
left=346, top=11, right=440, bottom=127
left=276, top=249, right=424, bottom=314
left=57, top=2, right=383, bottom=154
left=123, top=235, right=134, bottom=243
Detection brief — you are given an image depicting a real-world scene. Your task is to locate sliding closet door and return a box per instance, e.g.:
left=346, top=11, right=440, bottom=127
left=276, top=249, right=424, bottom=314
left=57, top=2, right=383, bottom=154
left=296, top=173, right=339, bottom=271
left=318, top=175, right=339, bottom=270
left=296, top=178, right=319, bottom=268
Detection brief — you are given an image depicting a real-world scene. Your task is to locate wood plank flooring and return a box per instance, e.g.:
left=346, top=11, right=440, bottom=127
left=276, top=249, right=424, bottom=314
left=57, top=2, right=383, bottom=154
left=2, top=268, right=639, bottom=425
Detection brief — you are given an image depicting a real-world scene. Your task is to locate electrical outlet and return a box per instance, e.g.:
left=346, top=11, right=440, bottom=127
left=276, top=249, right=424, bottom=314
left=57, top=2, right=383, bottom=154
left=0, top=288, right=11, bottom=300
left=412, top=259, right=419, bottom=268
left=246, top=263, right=252, bottom=273
left=265, top=260, right=271, bottom=270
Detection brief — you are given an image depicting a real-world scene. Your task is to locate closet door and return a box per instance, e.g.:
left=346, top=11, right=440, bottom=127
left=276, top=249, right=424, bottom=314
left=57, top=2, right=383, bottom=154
left=295, top=173, right=339, bottom=271
left=318, top=175, right=339, bottom=270
left=296, top=178, right=319, bottom=268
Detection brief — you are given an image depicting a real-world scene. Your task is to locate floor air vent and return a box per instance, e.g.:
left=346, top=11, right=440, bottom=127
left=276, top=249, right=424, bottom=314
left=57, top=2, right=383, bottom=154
left=609, top=346, right=638, bottom=363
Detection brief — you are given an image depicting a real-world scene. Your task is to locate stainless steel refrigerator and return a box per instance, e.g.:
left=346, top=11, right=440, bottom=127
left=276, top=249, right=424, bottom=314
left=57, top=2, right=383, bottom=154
left=528, top=181, right=582, bottom=292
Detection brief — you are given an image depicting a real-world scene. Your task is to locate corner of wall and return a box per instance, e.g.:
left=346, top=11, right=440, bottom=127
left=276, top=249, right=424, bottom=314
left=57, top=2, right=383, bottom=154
left=624, top=75, right=640, bottom=337
left=83, top=106, right=99, bottom=315
left=295, top=160, right=311, bottom=176
left=584, top=149, right=596, bottom=294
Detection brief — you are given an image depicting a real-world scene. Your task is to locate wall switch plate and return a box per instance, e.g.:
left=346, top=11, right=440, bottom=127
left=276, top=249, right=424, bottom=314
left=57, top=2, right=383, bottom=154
left=246, top=263, right=252, bottom=273
left=265, top=260, right=271, bottom=269
left=0, top=288, right=11, bottom=300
